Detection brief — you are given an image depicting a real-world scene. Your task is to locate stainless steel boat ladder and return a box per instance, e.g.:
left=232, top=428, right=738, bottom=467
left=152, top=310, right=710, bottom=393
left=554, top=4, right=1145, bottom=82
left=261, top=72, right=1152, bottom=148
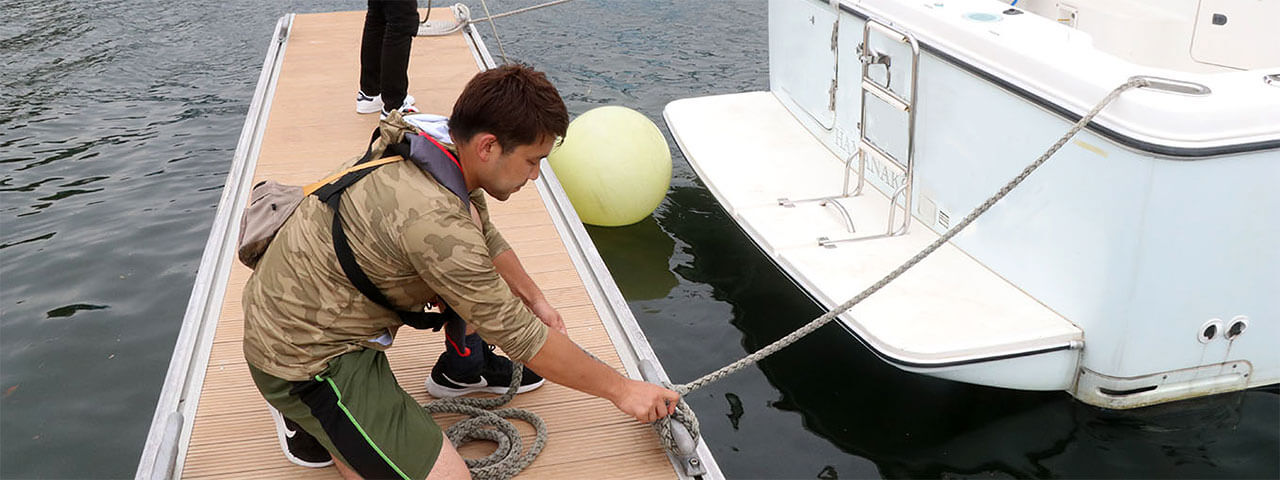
left=855, top=18, right=920, bottom=237
left=779, top=18, right=921, bottom=247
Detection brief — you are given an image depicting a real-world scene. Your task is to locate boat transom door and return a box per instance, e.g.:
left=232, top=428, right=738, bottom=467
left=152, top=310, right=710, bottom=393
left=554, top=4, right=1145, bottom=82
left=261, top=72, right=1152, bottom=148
left=771, top=0, right=839, bottom=129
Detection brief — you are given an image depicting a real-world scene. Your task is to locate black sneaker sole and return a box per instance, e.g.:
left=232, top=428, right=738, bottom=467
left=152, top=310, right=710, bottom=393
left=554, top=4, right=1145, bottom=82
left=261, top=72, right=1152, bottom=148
left=268, top=406, right=334, bottom=468
left=425, top=375, right=545, bottom=398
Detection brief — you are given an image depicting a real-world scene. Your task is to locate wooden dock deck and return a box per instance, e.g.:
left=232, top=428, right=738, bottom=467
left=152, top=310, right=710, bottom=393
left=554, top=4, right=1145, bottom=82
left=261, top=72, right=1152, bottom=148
left=177, top=10, right=677, bottom=479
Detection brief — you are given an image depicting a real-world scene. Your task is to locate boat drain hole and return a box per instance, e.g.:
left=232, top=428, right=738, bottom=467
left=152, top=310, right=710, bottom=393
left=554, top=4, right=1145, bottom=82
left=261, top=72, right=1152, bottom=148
left=1226, top=316, right=1248, bottom=340
left=1198, top=319, right=1222, bottom=343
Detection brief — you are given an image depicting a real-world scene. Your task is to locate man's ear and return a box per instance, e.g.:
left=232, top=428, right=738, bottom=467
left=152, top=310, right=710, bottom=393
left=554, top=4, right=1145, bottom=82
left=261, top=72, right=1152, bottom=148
left=474, top=133, right=498, bottom=162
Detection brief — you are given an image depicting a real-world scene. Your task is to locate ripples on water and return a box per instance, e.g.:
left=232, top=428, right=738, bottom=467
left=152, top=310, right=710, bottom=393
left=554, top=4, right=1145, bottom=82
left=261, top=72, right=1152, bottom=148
left=0, top=1, right=348, bottom=477
left=1, top=0, right=1275, bottom=478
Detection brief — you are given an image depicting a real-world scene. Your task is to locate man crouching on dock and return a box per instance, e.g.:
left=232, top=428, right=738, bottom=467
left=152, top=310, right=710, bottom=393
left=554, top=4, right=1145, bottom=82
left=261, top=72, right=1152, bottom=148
left=242, top=64, right=679, bottom=479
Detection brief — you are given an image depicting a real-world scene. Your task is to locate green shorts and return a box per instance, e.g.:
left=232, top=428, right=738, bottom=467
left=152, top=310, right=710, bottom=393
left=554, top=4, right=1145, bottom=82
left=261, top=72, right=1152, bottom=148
left=249, top=348, right=442, bottom=480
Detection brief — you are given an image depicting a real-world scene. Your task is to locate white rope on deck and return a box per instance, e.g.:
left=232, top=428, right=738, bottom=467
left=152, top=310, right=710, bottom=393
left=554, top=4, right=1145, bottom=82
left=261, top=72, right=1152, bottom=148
left=418, top=0, right=580, bottom=64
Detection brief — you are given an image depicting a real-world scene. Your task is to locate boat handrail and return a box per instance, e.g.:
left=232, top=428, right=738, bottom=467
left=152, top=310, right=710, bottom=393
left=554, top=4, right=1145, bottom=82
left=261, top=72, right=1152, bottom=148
left=856, top=17, right=920, bottom=236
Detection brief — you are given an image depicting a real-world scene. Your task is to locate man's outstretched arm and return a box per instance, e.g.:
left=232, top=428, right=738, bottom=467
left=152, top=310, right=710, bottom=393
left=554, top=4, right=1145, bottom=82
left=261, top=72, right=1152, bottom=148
left=525, top=328, right=680, bottom=423
left=496, top=251, right=675, bottom=422
left=408, top=213, right=675, bottom=423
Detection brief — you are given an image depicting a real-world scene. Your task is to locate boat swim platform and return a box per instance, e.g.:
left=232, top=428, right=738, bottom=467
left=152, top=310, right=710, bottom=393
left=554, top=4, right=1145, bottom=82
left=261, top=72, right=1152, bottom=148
left=665, top=92, right=1084, bottom=388
left=136, top=10, right=722, bottom=479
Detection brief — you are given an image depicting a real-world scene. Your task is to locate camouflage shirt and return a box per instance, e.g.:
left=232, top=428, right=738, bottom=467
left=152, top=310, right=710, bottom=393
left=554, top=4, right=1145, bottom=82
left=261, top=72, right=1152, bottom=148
left=242, top=152, right=548, bottom=381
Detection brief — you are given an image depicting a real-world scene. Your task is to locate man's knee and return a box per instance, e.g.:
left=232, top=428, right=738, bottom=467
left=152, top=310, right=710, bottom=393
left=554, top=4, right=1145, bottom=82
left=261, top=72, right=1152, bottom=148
left=426, top=440, right=470, bottom=480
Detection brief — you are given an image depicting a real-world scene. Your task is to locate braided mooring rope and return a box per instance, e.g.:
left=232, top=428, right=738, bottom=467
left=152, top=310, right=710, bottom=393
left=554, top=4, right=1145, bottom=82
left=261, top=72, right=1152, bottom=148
left=424, top=364, right=546, bottom=480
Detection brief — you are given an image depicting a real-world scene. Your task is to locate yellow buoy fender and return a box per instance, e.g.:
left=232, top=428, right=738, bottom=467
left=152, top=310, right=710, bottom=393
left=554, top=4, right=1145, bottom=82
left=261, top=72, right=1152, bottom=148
left=547, top=106, right=672, bottom=227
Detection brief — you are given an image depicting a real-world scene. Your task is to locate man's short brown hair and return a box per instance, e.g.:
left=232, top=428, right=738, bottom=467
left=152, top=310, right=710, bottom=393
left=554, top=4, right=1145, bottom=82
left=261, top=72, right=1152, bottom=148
left=449, top=65, right=569, bottom=151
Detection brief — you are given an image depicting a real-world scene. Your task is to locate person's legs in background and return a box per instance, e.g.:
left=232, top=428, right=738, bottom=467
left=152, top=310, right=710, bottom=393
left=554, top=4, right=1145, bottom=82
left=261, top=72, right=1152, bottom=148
left=377, top=0, right=418, bottom=112
left=358, top=1, right=388, bottom=102
left=358, top=0, right=418, bottom=115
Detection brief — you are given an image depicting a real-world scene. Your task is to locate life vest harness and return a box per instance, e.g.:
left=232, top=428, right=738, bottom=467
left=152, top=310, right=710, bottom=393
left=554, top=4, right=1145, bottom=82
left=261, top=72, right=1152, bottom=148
left=238, top=117, right=473, bottom=354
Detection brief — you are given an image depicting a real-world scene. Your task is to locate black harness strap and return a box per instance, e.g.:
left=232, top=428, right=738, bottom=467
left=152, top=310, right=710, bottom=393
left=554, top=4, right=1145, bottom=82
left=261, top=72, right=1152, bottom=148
left=325, top=192, right=447, bottom=330
left=312, top=128, right=463, bottom=332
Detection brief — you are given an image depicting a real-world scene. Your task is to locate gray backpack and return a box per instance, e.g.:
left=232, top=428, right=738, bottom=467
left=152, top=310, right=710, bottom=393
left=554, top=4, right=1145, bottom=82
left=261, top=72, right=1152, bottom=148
left=236, top=112, right=419, bottom=269
left=235, top=155, right=400, bottom=269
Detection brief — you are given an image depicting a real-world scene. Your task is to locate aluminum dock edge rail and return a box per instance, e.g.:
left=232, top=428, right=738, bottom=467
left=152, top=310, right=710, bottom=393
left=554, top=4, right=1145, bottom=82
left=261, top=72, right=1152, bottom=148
left=137, top=12, right=722, bottom=480
left=135, top=14, right=292, bottom=480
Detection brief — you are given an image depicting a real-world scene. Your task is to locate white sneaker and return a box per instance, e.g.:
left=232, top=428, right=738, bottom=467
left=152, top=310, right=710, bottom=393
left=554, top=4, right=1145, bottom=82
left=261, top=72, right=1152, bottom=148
left=356, top=91, right=416, bottom=115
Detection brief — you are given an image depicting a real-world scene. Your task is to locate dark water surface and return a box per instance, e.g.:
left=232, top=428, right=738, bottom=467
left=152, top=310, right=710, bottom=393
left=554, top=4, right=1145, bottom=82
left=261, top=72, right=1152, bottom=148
left=2, top=0, right=1276, bottom=478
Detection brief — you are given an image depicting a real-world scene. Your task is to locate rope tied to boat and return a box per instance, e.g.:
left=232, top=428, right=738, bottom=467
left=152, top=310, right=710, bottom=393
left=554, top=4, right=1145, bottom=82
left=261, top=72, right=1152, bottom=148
left=650, top=77, right=1151, bottom=452
left=418, top=0, right=579, bottom=64
left=423, top=364, right=546, bottom=480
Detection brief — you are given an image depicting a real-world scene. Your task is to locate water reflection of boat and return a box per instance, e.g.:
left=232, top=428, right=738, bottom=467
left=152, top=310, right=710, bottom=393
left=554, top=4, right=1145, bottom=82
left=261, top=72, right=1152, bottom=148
left=876, top=389, right=1279, bottom=477
left=752, top=321, right=1279, bottom=478
left=664, top=0, right=1279, bottom=408
left=660, top=181, right=1277, bottom=478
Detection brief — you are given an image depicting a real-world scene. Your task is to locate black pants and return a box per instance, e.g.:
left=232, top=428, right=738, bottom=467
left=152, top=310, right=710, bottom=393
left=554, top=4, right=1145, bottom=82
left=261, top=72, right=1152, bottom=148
left=359, top=0, right=418, bottom=111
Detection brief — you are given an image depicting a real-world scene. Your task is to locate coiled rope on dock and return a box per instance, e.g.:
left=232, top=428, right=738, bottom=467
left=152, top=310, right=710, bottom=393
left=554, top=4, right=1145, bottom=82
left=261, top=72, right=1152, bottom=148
left=424, top=365, right=545, bottom=480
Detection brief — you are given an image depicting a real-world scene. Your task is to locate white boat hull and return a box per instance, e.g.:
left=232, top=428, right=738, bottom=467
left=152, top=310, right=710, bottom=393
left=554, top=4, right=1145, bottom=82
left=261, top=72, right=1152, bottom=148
left=665, top=0, right=1280, bottom=408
